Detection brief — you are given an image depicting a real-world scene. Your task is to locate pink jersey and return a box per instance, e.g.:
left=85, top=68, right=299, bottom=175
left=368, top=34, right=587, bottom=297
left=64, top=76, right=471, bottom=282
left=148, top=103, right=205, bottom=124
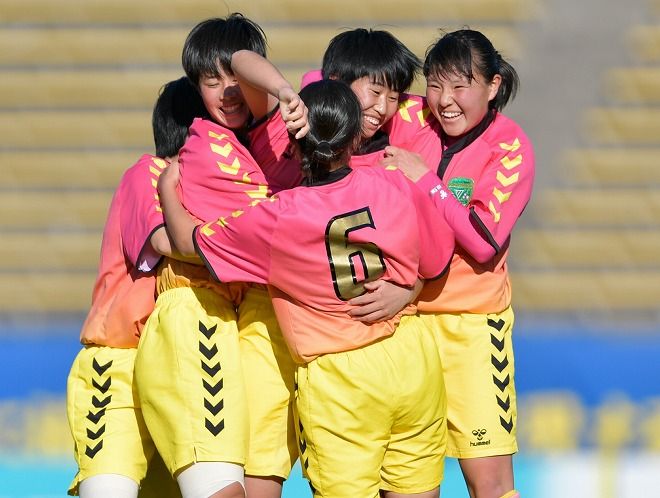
left=156, top=118, right=269, bottom=300
left=80, top=154, right=166, bottom=348
left=247, top=109, right=303, bottom=192
left=407, top=112, right=535, bottom=313
left=178, top=118, right=270, bottom=221
left=194, top=166, right=454, bottom=363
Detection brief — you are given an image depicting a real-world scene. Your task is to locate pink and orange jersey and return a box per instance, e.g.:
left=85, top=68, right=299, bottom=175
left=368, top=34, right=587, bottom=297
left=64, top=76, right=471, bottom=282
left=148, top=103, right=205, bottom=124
left=154, top=118, right=273, bottom=301
left=80, top=154, right=167, bottom=348
left=178, top=118, right=270, bottom=221
left=194, top=166, right=455, bottom=363
left=247, top=109, right=303, bottom=192
left=408, top=112, right=535, bottom=313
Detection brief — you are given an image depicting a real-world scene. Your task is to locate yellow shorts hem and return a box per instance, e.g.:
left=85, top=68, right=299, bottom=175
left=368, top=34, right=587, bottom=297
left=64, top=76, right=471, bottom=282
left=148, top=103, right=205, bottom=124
left=448, top=444, right=518, bottom=459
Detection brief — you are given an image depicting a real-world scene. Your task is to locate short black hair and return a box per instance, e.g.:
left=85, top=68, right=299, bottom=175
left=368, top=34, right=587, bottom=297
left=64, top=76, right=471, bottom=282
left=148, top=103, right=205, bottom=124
left=424, top=29, right=519, bottom=111
left=182, top=13, right=267, bottom=86
left=152, top=76, right=207, bottom=158
left=321, top=28, right=420, bottom=93
left=296, top=79, right=362, bottom=184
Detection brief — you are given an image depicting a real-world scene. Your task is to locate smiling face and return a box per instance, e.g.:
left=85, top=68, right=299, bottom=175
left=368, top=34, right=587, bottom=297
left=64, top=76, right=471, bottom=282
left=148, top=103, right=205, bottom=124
left=426, top=70, right=501, bottom=138
left=198, top=67, right=250, bottom=130
left=349, top=76, right=400, bottom=140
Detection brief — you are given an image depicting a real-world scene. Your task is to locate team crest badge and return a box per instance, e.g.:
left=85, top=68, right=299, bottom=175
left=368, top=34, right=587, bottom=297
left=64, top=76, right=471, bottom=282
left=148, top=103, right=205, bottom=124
left=447, top=177, right=474, bottom=206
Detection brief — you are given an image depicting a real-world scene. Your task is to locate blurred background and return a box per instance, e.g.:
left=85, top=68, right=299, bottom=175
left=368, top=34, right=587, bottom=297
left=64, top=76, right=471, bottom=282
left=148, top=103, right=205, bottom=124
left=1, top=0, right=659, bottom=496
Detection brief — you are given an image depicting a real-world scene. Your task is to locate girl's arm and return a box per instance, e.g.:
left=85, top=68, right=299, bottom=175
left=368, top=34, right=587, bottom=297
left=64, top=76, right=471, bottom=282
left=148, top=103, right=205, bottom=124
left=231, top=50, right=308, bottom=139
left=156, top=159, right=198, bottom=258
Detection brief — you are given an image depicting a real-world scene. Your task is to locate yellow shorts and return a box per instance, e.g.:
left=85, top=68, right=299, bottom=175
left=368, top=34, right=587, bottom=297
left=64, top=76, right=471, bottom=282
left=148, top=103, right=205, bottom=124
left=419, top=306, right=518, bottom=459
left=135, top=287, right=248, bottom=476
left=66, top=346, right=155, bottom=495
left=238, top=286, right=297, bottom=479
left=295, top=315, right=446, bottom=498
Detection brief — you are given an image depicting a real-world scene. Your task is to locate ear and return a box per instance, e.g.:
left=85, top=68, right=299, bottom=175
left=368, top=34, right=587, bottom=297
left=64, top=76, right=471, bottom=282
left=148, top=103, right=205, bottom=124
left=488, top=74, right=502, bottom=102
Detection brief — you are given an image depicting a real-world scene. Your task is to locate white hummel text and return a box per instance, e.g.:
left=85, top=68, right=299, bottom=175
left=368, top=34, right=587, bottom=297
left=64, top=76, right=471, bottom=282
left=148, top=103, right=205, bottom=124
left=430, top=184, right=448, bottom=199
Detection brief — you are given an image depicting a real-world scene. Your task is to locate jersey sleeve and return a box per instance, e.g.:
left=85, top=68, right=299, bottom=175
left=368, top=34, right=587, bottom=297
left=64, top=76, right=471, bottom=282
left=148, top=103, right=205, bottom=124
left=193, top=197, right=280, bottom=284
left=119, top=156, right=167, bottom=272
left=383, top=94, right=433, bottom=146
left=384, top=168, right=455, bottom=279
left=417, top=133, right=535, bottom=263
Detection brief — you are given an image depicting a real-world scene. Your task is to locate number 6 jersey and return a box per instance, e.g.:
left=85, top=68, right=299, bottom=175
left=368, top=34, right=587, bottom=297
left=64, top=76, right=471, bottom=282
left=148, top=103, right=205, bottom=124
left=194, top=165, right=455, bottom=363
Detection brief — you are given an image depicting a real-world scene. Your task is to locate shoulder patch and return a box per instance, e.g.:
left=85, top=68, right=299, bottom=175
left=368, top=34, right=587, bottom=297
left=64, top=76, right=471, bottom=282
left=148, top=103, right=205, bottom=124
left=447, top=177, right=474, bottom=206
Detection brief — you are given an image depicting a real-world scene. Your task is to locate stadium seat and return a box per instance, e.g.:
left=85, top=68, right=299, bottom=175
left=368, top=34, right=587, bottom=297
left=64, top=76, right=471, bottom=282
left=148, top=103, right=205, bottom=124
left=0, top=232, right=102, bottom=271
left=583, top=107, right=660, bottom=145
left=603, top=67, right=660, bottom=104
left=561, top=148, right=660, bottom=186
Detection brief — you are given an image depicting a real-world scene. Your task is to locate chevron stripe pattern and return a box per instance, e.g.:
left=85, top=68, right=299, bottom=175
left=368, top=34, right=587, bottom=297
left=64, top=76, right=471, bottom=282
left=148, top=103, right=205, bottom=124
left=84, top=357, right=113, bottom=459
left=198, top=321, right=225, bottom=436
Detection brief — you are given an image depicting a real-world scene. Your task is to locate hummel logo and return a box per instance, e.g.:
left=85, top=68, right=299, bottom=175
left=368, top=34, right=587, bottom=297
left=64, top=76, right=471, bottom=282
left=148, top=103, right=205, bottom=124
left=472, top=428, right=487, bottom=441
left=470, top=428, right=491, bottom=447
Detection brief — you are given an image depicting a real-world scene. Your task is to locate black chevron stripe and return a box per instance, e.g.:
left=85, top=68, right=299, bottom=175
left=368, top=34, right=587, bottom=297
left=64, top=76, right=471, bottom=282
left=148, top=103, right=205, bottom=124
left=85, top=441, right=103, bottom=458
left=204, top=398, right=224, bottom=416
left=497, top=395, right=511, bottom=412
left=487, top=318, right=505, bottom=331
left=199, top=322, right=218, bottom=340
left=490, top=334, right=505, bottom=352
left=86, top=409, right=106, bottom=424
left=199, top=342, right=218, bottom=360
left=299, top=438, right=307, bottom=453
left=205, top=418, right=225, bottom=436
left=500, top=415, right=513, bottom=433
left=492, top=374, right=510, bottom=392
left=92, top=377, right=111, bottom=393
left=201, top=361, right=221, bottom=377
left=203, top=378, right=224, bottom=396
left=86, top=424, right=106, bottom=440
left=92, top=358, right=113, bottom=376
left=92, top=395, right=112, bottom=409
left=491, top=354, right=509, bottom=372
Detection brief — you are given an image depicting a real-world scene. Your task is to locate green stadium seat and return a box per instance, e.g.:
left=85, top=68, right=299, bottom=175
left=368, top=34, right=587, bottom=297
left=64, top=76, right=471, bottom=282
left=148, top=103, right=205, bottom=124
left=0, top=25, right=522, bottom=68
left=0, top=0, right=542, bottom=25
left=3, top=151, right=135, bottom=189
left=529, top=188, right=660, bottom=227
left=511, top=228, right=660, bottom=269
left=627, top=25, right=660, bottom=63
left=0, top=232, right=102, bottom=271
left=603, top=67, right=660, bottom=104
left=510, top=271, right=660, bottom=311
left=0, top=191, right=113, bottom=230
left=562, top=148, right=660, bottom=186
left=0, top=110, right=152, bottom=149
left=583, top=107, right=660, bottom=145
left=0, top=272, right=95, bottom=313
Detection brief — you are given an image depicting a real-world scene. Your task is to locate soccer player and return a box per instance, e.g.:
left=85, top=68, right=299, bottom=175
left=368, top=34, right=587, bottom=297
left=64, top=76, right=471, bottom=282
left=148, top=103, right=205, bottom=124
left=158, top=75, right=456, bottom=498
left=132, top=15, right=307, bottom=498
left=382, top=29, right=535, bottom=498
left=66, top=76, right=205, bottom=498
left=301, top=28, right=433, bottom=321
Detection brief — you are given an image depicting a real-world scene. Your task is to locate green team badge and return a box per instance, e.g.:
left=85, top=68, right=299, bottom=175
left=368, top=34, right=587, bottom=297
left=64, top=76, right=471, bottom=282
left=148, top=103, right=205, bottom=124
left=447, top=177, right=474, bottom=206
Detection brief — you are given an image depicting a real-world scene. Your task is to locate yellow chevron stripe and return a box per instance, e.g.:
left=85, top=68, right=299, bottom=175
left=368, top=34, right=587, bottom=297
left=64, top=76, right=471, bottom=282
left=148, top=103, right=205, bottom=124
left=500, top=154, right=522, bottom=170
left=210, top=142, right=233, bottom=158
left=249, top=199, right=263, bottom=207
left=208, top=131, right=228, bottom=141
left=217, top=157, right=241, bottom=176
left=156, top=206, right=162, bottom=213
left=489, top=201, right=501, bottom=223
left=417, top=107, right=431, bottom=127
left=200, top=224, right=216, bottom=236
left=496, top=170, right=519, bottom=187
left=149, top=166, right=162, bottom=177
left=499, top=138, right=520, bottom=152
left=151, top=179, right=157, bottom=188
left=152, top=157, right=167, bottom=169
left=231, top=209, right=244, bottom=218
left=397, top=99, right=418, bottom=122
left=385, top=165, right=398, bottom=171
left=245, top=185, right=269, bottom=199
left=493, top=187, right=511, bottom=204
